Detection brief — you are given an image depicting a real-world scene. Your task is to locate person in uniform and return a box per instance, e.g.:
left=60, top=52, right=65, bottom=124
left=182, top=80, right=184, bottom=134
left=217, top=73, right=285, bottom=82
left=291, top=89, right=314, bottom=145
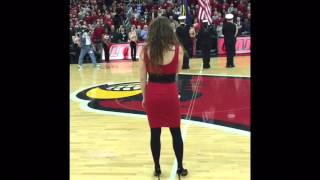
left=175, top=16, right=192, bottom=69
left=222, top=13, right=238, bottom=68
left=208, top=23, right=218, bottom=55
left=197, top=19, right=212, bottom=69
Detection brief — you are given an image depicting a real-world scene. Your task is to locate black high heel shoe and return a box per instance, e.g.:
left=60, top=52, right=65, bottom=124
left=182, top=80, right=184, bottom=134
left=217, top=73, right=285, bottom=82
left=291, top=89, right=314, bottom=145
left=177, top=168, right=188, bottom=180
left=153, top=166, right=161, bottom=179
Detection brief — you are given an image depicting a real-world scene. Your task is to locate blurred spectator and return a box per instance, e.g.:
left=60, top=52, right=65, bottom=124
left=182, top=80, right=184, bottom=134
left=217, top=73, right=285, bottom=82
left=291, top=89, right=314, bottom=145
left=235, top=16, right=242, bottom=32
left=220, top=1, right=229, bottom=12
left=92, top=22, right=105, bottom=41
left=78, top=9, right=86, bottom=20
left=221, top=8, right=227, bottom=18
left=128, top=26, right=138, bottom=61
left=97, top=0, right=105, bottom=12
left=113, top=12, right=122, bottom=29
left=214, top=13, right=224, bottom=27
left=216, top=21, right=223, bottom=37
left=166, top=6, right=174, bottom=18
left=227, top=3, right=235, bottom=13
left=150, top=8, right=158, bottom=21
left=136, top=25, right=142, bottom=41
left=84, top=13, right=92, bottom=24
left=169, top=15, right=179, bottom=29
left=192, top=19, right=200, bottom=33
left=109, top=25, right=120, bottom=43
left=103, top=13, right=113, bottom=30
left=173, top=6, right=181, bottom=18
left=75, top=21, right=83, bottom=33
left=209, top=23, right=218, bottom=51
left=162, top=0, right=173, bottom=9
left=91, top=11, right=99, bottom=24
left=92, top=22, right=105, bottom=61
left=189, top=0, right=197, bottom=5
left=131, top=16, right=140, bottom=27
left=70, top=26, right=75, bottom=43
left=71, top=14, right=78, bottom=25
left=102, top=31, right=111, bottom=62
left=237, top=0, right=246, bottom=13
left=69, top=0, right=251, bottom=58
left=212, top=10, right=219, bottom=22
left=237, top=10, right=244, bottom=20
left=210, top=0, right=219, bottom=9
left=139, top=17, right=147, bottom=27
left=105, top=0, right=113, bottom=7
left=118, top=26, right=128, bottom=43
left=143, top=8, right=150, bottom=22
left=233, top=0, right=240, bottom=7
left=189, top=26, right=196, bottom=57
left=72, top=31, right=81, bottom=61
left=140, top=25, right=148, bottom=41
left=97, top=10, right=104, bottom=19
left=240, top=17, right=250, bottom=35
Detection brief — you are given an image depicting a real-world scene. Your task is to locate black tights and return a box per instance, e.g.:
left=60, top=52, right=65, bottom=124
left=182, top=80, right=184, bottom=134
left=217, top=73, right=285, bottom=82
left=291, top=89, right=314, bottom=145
left=150, top=127, right=184, bottom=169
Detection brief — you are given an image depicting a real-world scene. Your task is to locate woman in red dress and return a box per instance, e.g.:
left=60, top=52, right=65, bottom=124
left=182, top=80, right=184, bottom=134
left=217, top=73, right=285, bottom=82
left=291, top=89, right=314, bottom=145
left=139, top=17, right=188, bottom=179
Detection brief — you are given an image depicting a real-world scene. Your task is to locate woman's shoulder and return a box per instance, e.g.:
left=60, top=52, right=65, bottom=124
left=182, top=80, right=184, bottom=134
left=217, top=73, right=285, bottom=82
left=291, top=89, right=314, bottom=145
left=176, top=44, right=183, bottom=52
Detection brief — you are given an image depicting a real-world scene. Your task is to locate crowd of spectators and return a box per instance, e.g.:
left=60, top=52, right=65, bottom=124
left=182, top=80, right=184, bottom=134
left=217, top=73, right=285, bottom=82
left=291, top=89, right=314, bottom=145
left=70, top=0, right=251, bottom=62
left=70, top=0, right=250, bottom=42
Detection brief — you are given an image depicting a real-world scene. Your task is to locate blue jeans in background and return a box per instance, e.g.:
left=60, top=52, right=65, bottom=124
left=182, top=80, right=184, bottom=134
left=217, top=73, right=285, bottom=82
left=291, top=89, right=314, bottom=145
left=78, top=45, right=97, bottom=66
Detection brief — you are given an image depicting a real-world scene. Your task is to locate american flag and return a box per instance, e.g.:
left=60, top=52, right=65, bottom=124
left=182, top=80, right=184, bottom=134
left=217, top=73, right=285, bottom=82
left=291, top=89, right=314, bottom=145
left=198, top=0, right=212, bottom=24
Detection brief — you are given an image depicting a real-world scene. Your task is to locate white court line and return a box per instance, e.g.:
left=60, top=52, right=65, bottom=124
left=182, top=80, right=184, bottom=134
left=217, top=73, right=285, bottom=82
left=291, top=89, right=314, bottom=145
left=169, top=65, right=204, bottom=180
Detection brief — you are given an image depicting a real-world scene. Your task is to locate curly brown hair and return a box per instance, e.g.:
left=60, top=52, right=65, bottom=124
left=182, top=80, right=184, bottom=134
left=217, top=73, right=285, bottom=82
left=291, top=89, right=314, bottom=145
left=143, top=16, right=180, bottom=66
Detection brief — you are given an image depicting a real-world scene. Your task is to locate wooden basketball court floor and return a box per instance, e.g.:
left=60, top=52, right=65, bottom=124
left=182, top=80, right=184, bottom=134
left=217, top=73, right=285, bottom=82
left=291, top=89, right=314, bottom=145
left=70, top=56, right=251, bottom=180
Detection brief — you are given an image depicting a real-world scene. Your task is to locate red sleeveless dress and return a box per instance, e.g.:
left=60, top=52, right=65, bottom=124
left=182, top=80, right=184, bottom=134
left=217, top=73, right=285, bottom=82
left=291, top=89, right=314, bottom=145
left=144, top=45, right=181, bottom=128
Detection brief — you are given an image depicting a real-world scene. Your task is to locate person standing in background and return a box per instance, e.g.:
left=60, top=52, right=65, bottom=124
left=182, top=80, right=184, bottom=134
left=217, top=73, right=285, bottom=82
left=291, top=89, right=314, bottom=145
left=136, top=25, right=142, bottom=41
left=235, top=16, right=242, bottom=33
left=102, top=31, right=111, bottom=63
left=222, top=13, right=238, bottom=68
left=72, top=32, right=81, bottom=62
left=197, top=19, right=213, bottom=69
left=175, top=16, right=192, bottom=69
left=92, top=22, right=105, bottom=62
left=109, top=25, right=119, bottom=43
left=216, top=21, right=224, bottom=37
left=78, top=26, right=100, bottom=70
left=140, top=25, right=149, bottom=41
left=189, top=25, right=196, bottom=58
left=128, top=26, right=138, bottom=61
left=209, top=23, right=218, bottom=55
left=241, top=17, right=250, bottom=35
left=118, top=26, right=128, bottom=43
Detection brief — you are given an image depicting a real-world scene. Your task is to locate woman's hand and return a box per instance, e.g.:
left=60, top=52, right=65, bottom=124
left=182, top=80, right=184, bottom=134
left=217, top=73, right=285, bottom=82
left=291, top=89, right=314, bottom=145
left=142, top=98, right=146, bottom=109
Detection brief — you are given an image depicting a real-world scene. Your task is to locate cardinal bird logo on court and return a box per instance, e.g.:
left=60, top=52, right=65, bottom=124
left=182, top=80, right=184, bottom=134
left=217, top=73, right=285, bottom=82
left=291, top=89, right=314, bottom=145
left=71, top=75, right=251, bottom=131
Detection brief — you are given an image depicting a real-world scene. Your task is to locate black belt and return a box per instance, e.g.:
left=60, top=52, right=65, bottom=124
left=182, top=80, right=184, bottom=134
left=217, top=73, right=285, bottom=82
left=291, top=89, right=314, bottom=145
left=148, top=73, right=176, bottom=83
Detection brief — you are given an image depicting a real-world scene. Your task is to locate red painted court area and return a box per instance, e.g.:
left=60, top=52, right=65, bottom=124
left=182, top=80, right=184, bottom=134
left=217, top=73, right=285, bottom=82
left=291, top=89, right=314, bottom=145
left=80, top=74, right=250, bottom=131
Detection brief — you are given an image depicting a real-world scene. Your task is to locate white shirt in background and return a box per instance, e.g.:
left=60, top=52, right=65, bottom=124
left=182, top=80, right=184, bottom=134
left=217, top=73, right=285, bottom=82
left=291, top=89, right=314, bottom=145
left=83, top=32, right=91, bottom=45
